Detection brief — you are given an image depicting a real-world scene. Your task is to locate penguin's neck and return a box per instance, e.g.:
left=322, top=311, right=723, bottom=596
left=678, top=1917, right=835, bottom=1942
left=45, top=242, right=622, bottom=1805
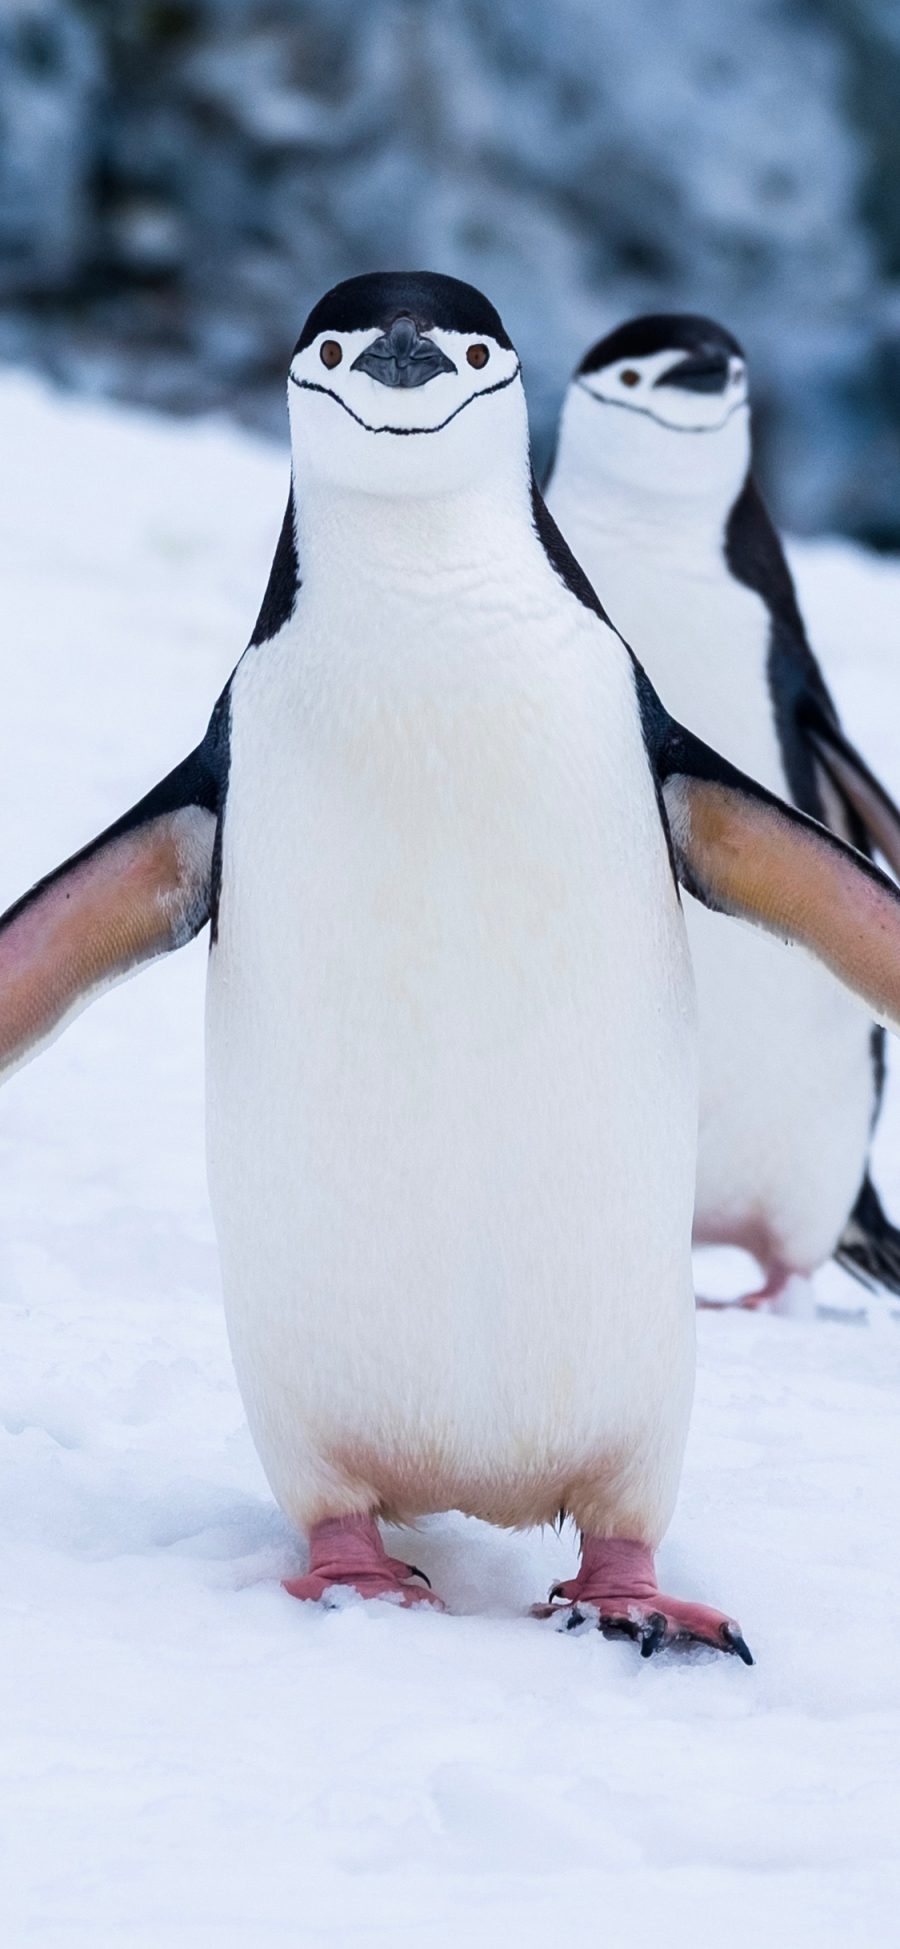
left=293, top=466, right=538, bottom=615
left=551, top=448, right=731, bottom=570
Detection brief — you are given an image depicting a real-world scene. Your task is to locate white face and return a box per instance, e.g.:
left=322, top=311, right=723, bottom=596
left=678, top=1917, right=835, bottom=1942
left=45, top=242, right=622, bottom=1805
left=565, top=345, right=751, bottom=507
left=288, top=323, right=525, bottom=498
left=579, top=347, right=748, bottom=433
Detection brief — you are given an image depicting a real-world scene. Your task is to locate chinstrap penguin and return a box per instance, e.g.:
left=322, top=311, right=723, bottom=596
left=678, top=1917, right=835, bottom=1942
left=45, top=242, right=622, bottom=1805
left=547, top=312, right=900, bottom=1308
left=6, top=276, right=900, bottom=1657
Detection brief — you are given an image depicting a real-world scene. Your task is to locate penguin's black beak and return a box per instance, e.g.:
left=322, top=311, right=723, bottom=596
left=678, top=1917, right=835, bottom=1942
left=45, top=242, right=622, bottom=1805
left=351, top=315, right=457, bottom=389
left=655, top=348, right=731, bottom=395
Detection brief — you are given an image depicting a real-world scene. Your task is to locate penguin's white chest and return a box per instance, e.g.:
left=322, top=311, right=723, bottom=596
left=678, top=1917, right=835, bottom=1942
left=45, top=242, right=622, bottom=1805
left=585, top=535, right=786, bottom=790
left=555, top=519, right=875, bottom=1268
left=205, top=582, right=696, bottom=1528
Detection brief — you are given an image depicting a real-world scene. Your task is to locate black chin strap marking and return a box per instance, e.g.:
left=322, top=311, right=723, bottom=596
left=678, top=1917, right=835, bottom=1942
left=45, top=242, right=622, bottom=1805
left=576, top=378, right=748, bottom=437
left=288, top=362, right=521, bottom=435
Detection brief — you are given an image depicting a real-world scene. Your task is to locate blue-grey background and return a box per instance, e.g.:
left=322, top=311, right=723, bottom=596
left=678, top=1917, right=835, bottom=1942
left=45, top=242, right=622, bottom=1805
left=3, top=0, right=900, bottom=543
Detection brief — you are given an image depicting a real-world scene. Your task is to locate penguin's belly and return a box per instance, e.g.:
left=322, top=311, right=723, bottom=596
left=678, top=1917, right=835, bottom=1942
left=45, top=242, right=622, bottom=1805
left=687, top=901, right=874, bottom=1265
left=205, top=613, right=697, bottom=1530
left=596, top=554, right=875, bottom=1267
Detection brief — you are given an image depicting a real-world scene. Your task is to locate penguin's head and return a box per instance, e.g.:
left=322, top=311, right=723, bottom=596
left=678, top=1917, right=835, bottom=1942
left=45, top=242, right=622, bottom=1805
left=287, top=272, right=526, bottom=497
left=558, top=313, right=750, bottom=509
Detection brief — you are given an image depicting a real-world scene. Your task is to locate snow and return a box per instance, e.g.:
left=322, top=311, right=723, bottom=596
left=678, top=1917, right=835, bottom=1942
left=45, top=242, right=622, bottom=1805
left=1, top=369, right=899, bottom=1947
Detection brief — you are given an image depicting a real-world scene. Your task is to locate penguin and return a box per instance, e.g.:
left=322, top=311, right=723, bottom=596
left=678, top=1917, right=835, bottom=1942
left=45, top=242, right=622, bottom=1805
left=5, top=275, right=900, bottom=1659
left=546, top=312, right=900, bottom=1308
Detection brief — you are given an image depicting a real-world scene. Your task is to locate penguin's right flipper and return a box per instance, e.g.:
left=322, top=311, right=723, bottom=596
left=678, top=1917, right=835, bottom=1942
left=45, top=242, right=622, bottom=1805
left=834, top=1174, right=900, bottom=1299
left=656, top=715, right=900, bottom=1035
left=804, top=700, right=900, bottom=881
left=0, top=693, right=228, bottom=1085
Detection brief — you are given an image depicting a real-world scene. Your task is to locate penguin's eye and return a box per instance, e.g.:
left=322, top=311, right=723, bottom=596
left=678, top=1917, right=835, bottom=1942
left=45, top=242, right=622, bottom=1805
left=467, top=343, right=490, bottom=369
left=320, top=340, right=343, bottom=369
left=620, top=368, right=641, bottom=388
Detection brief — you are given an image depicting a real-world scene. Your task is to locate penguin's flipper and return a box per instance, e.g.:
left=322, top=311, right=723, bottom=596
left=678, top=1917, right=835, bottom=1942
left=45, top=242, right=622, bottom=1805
left=0, top=700, right=227, bottom=1084
left=657, top=718, right=900, bottom=1035
left=804, top=701, right=900, bottom=881
left=834, top=1173, right=900, bottom=1299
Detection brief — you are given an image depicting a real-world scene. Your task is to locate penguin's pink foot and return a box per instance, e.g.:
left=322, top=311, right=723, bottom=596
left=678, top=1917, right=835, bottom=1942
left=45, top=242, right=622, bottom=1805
left=697, top=1265, right=792, bottom=1311
left=533, top=1536, right=752, bottom=1662
left=283, top=1514, right=444, bottom=1609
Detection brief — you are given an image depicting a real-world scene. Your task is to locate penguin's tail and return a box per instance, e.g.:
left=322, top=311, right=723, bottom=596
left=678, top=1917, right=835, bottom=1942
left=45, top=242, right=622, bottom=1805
left=834, top=1174, right=900, bottom=1298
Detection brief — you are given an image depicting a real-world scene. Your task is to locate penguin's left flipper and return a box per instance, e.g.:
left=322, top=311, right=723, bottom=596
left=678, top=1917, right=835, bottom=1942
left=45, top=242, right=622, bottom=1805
left=804, top=699, right=900, bottom=882
left=0, top=698, right=227, bottom=1085
left=658, top=718, right=900, bottom=1036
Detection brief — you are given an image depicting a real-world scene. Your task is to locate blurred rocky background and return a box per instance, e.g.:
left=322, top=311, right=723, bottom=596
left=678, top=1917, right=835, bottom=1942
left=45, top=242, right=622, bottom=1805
left=2, top=0, right=900, bottom=542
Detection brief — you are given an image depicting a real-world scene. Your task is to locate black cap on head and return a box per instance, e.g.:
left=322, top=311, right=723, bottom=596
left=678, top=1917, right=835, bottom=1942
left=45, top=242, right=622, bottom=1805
left=293, top=271, right=514, bottom=357
left=578, top=312, right=744, bottom=377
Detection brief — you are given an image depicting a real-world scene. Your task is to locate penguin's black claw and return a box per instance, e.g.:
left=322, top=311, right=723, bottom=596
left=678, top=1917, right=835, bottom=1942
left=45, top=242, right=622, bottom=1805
left=722, top=1622, right=754, bottom=1665
left=597, top=1613, right=640, bottom=1645
left=640, top=1612, right=668, bottom=1658
left=536, top=1589, right=752, bottom=1663
left=405, top=1564, right=432, bottom=1589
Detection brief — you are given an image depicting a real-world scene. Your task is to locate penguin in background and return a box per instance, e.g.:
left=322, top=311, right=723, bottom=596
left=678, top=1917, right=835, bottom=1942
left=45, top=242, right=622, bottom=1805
left=547, top=313, right=900, bottom=1309
left=6, top=274, right=900, bottom=1659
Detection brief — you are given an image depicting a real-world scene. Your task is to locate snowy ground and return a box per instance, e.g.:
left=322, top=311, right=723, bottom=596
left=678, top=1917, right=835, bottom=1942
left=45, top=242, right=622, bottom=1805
left=1, top=372, right=899, bottom=1947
